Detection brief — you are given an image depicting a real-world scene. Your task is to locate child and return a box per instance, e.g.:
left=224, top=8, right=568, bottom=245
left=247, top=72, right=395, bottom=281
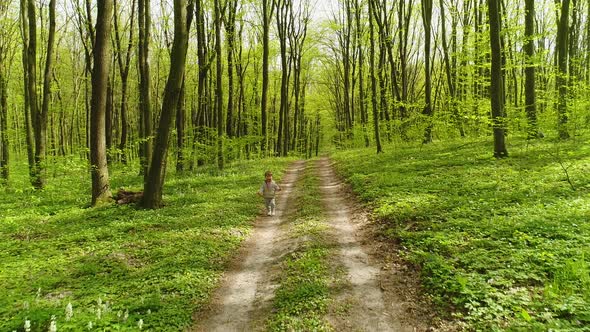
left=257, top=170, right=281, bottom=216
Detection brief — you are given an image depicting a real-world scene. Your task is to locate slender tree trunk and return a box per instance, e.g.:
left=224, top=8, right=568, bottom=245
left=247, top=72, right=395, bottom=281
left=225, top=0, right=237, bottom=138
left=354, top=0, right=369, bottom=147
left=0, top=69, right=8, bottom=181
left=524, top=0, right=537, bottom=138
left=368, top=0, right=382, bottom=153
left=25, top=0, right=41, bottom=186
left=556, top=0, right=570, bottom=139
left=176, top=77, right=186, bottom=172
left=142, top=0, right=191, bottom=208
left=20, top=0, right=35, bottom=179
left=138, top=0, right=153, bottom=179
left=90, top=0, right=114, bottom=205
left=422, top=0, right=434, bottom=143
left=214, top=0, right=224, bottom=169
left=261, top=0, right=272, bottom=155
left=487, top=0, right=508, bottom=157
left=114, top=0, right=135, bottom=164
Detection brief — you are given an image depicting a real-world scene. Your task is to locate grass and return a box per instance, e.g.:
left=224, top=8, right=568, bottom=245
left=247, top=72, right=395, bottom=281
left=331, top=136, right=590, bottom=331
left=0, top=156, right=293, bottom=331
left=267, top=161, right=337, bottom=332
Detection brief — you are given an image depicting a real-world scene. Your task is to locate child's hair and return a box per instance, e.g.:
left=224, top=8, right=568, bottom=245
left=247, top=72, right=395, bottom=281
left=264, top=170, right=272, bottom=177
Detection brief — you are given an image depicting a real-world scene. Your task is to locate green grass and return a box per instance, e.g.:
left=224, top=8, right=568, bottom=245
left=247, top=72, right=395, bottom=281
left=332, top=137, right=590, bottom=331
left=267, top=162, right=335, bottom=332
left=0, top=156, right=293, bottom=331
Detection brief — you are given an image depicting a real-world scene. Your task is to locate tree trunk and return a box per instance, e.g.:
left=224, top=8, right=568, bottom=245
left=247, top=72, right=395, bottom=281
left=90, top=0, right=114, bottom=205
left=176, top=77, right=186, bottom=172
left=524, top=0, right=537, bottom=138
left=354, top=0, right=369, bottom=147
left=214, top=0, right=224, bottom=169
left=142, top=0, right=191, bottom=208
left=368, top=0, right=382, bottom=153
left=0, top=69, right=8, bottom=181
left=138, top=0, right=153, bottom=179
left=261, top=0, right=272, bottom=155
left=487, top=0, right=508, bottom=158
left=422, top=0, right=434, bottom=143
left=225, top=0, right=237, bottom=138
left=556, top=0, right=570, bottom=139
left=20, top=0, right=35, bottom=180
left=114, top=0, right=135, bottom=164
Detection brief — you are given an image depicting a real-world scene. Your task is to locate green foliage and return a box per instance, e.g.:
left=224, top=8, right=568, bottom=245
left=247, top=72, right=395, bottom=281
left=332, top=137, right=590, bottom=330
left=0, top=156, right=292, bottom=331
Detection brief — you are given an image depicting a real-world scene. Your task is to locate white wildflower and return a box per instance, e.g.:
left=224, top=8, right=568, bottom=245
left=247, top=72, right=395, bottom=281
left=87, top=321, right=93, bottom=330
left=117, top=310, right=122, bottom=320
left=96, top=308, right=102, bottom=320
left=48, top=315, right=57, bottom=332
left=123, top=309, right=129, bottom=322
left=138, top=319, right=144, bottom=330
left=97, top=297, right=102, bottom=307
left=147, top=309, right=151, bottom=315
left=65, top=303, right=73, bottom=321
left=23, top=301, right=30, bottom=310
left=24, top=319, right=31, bottom=332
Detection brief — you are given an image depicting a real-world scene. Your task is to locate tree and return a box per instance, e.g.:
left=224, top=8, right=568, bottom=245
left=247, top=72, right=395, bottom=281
left=556, top=0, right=570, bottom=139
left=260, top=0, right=273, bottom=154
left=368, top=0, right=382, bottom=153
left=487, top=0, right=508, bottom=158
left=214, top=0, right=224, bottom=169
left=524, top=0, right=537, bottom=138
left=142, top=0, right=192, bottom=208
left=421, top=0, right=434, bottom=143
left=138, top=0, right=153, bottom=179
left=90, top=0, right=114, bottom=205
left=113, top=0, right=136, bottom=164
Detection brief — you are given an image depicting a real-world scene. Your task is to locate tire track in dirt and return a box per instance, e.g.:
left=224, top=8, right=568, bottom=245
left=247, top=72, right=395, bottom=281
left=317, top=157, right=422, bottom=332
left=191, top=161, right=306, bottom=332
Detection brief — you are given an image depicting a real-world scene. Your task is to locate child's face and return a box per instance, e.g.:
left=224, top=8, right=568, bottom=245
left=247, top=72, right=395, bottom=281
left=265, top=174, right=272, bottom=181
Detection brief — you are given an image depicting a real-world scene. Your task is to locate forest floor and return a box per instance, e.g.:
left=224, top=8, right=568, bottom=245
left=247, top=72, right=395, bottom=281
left=192, top=158, right=446, bottom=331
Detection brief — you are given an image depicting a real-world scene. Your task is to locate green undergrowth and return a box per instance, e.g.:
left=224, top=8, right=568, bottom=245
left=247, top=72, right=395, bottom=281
left=267, top=161, right=335, bottom=332
left=0, top=156, right=293, bottom=331
left=332, top=137, right=590, bottom=331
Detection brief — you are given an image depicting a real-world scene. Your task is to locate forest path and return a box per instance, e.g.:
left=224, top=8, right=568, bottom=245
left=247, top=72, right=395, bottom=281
left=192, top=158, right=433, bottom=331
left=317, top=157, right=428, bottom=331
left=191, top=160, right=306, bottom=332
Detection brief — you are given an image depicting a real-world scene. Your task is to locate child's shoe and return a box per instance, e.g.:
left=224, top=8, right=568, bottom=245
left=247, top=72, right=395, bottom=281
left=267, top=210, right=271, bottom=216
left=271, top=208, right=276, bottom=216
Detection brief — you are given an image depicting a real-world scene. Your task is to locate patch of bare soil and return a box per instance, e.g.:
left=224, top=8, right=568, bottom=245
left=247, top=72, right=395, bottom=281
left=317, top=157, right=455, bottom=332
left=190, top=161, right=306, bottom=332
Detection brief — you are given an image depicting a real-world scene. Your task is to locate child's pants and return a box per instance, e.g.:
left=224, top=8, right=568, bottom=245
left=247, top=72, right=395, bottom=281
left=264, top=198, right=275, bottom=212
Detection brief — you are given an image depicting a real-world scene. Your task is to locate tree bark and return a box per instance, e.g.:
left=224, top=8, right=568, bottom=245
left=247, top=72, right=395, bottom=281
left=214, top=0, right=224, bottom=169
left=142, top=0, right=191, bottom=208
left=524, top=0, right=537, bottom=138
left=260, top=0, right=273, bottom=155
left=487, top=0, right=508, bottom=158
left=114, top=0, right=135, bottom=164
left=368, top=0, right=382, bottom=153
left=138, top=0, right=153, bottom=179
left=90, top=0, right=114, bottom=205
left=556, top=0, right=570, bottom=139
left=422, top=0, right=434, bottom=143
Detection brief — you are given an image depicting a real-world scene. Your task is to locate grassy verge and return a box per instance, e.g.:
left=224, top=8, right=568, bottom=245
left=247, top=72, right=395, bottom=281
left=0, top=157, right=293, bottom=331
left=267, top=162, right=338, bottom=332
left=332, top=137, right=590, bottom=330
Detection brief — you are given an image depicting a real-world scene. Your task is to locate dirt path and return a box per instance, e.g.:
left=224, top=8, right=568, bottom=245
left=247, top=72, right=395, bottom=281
left=192, top=161, right=305, bottom=332
left=193, top=158, right=435, bottom=331
left=317, top=157, right=426, bottom=332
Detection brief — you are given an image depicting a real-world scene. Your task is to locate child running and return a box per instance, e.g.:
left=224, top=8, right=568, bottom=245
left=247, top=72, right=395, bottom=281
left=257, top=170, right=281, bottom=216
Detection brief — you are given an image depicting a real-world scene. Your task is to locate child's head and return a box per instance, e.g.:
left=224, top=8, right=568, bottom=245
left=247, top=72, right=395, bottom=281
left=264, top=170, right=273, bottom=181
